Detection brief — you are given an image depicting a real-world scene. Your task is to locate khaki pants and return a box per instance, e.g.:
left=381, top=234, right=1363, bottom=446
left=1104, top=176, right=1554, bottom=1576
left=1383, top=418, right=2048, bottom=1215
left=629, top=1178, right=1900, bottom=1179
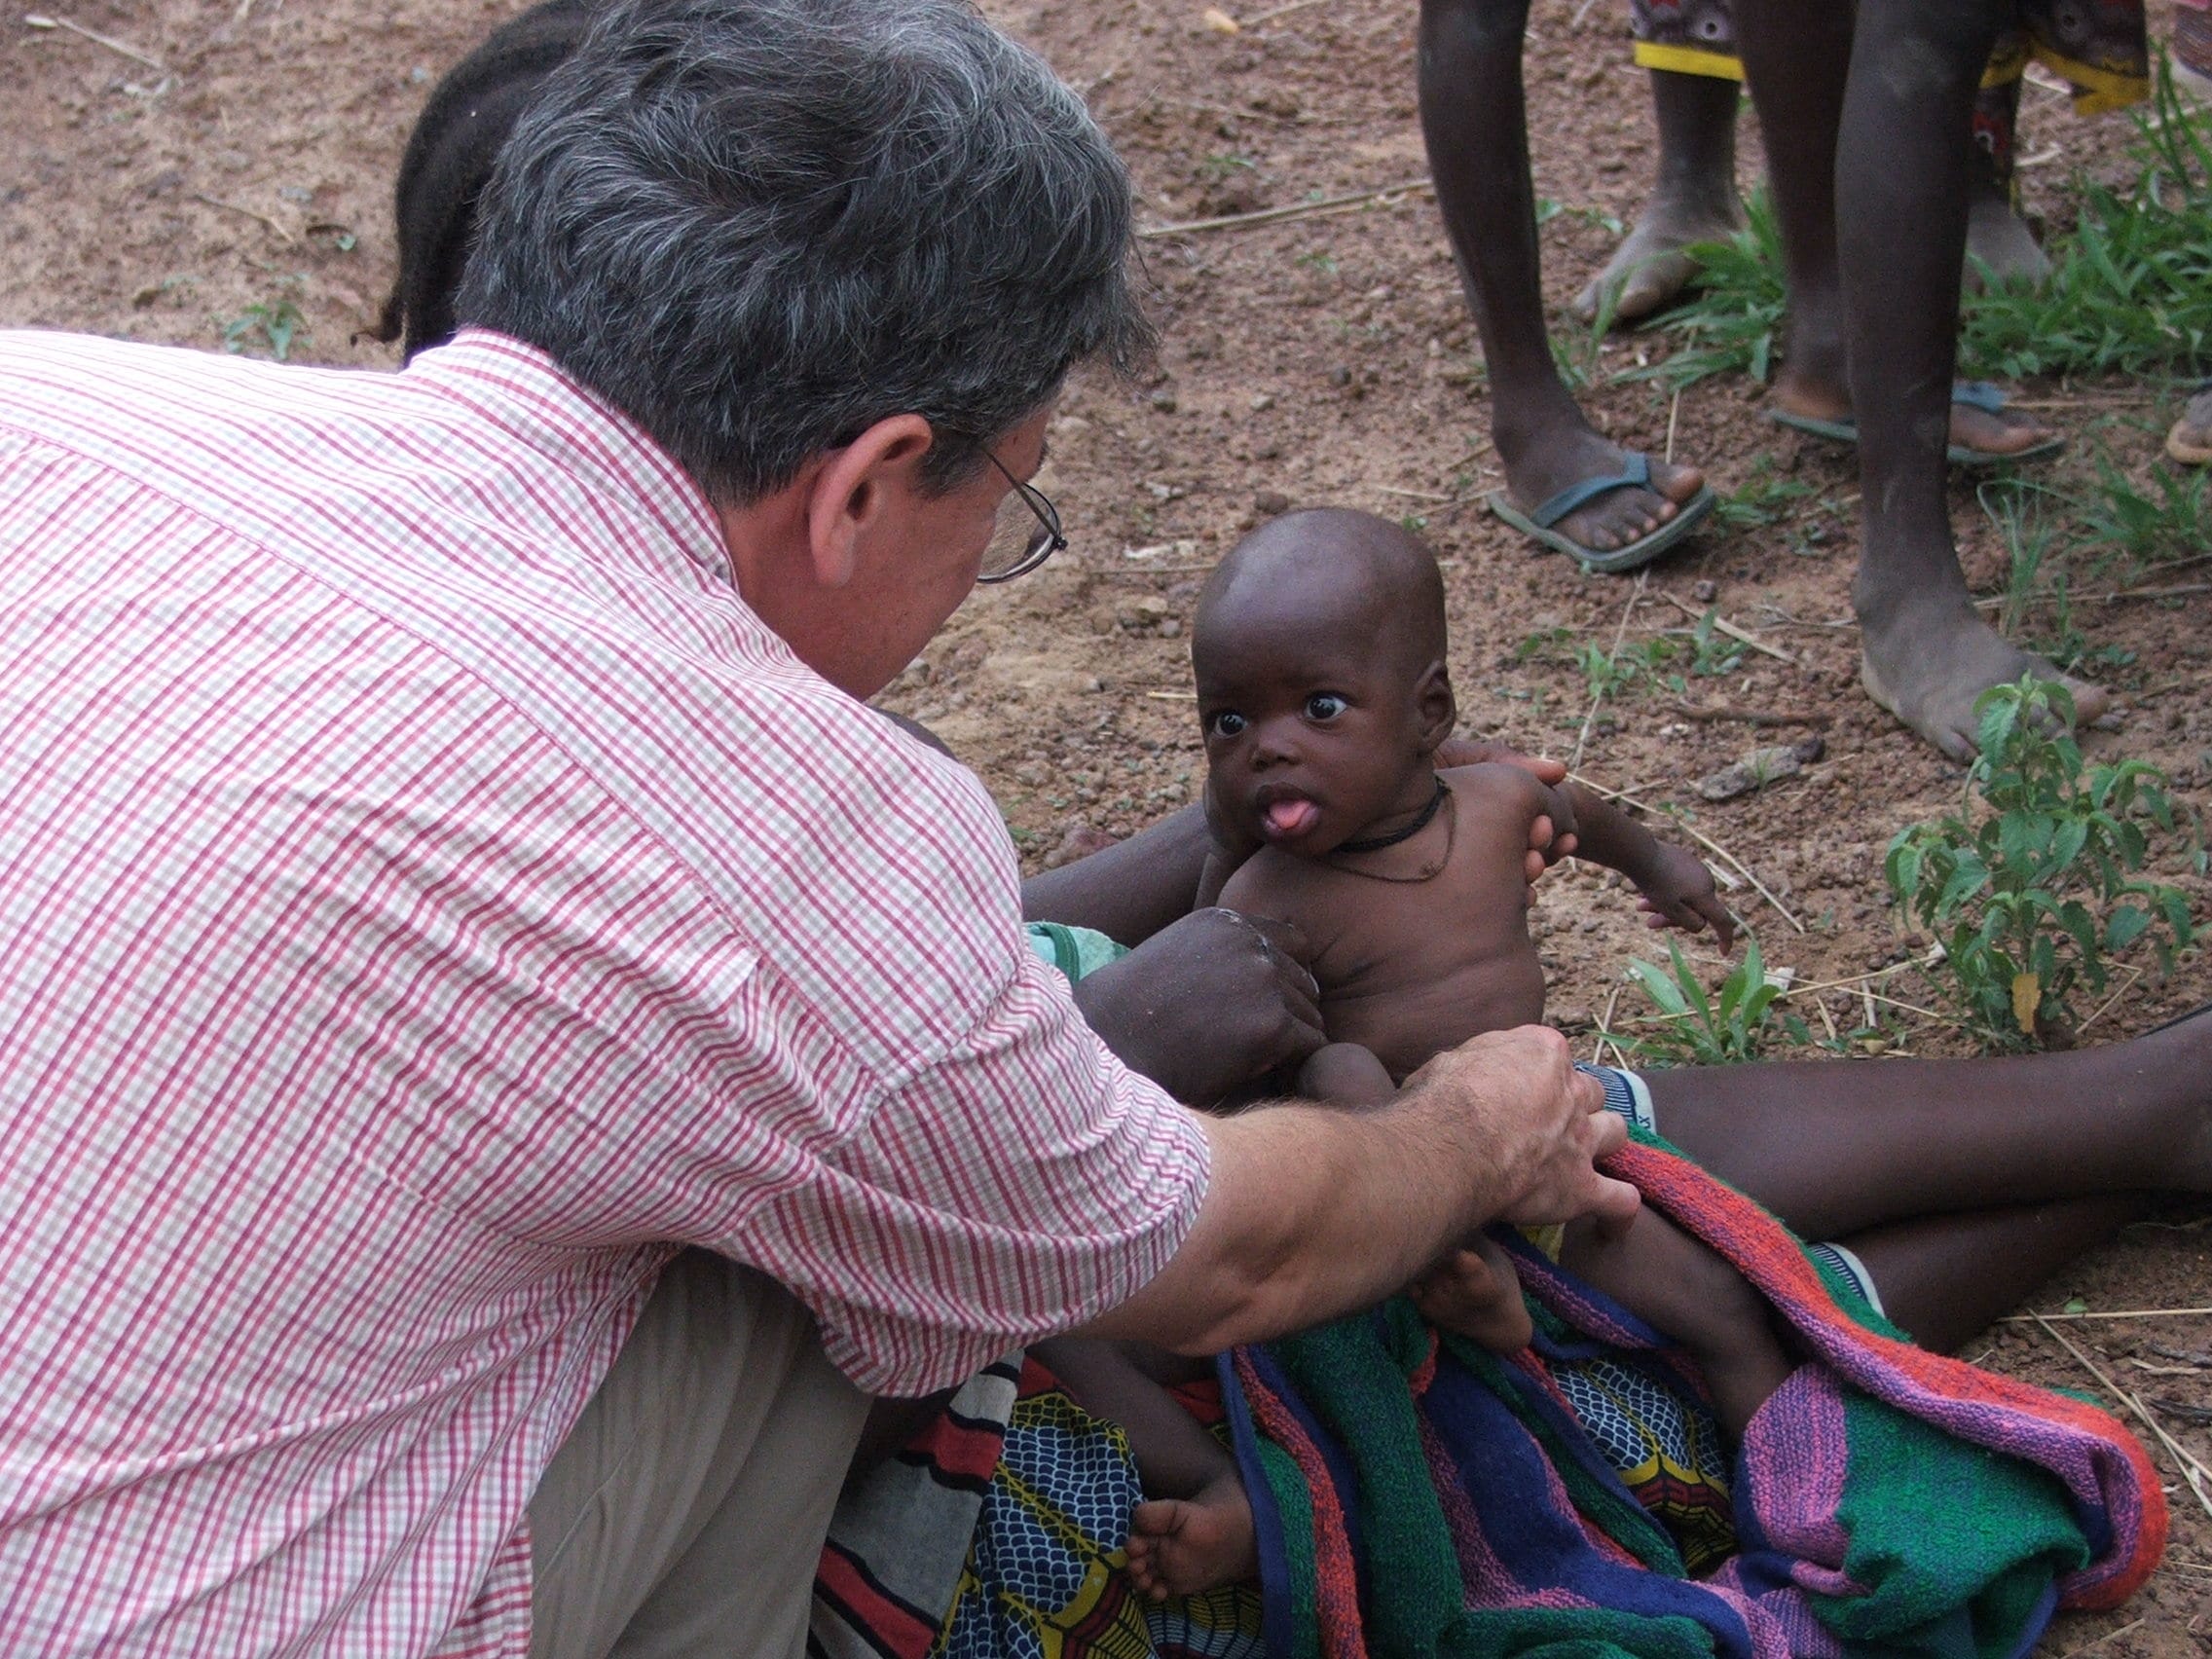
left=527, top=1250, right=869, bottom=1659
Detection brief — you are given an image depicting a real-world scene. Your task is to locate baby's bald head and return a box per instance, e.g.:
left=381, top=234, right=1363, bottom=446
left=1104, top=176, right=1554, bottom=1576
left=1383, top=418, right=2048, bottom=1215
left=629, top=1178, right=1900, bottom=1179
left=1194, top=508, right=1448, bottom=680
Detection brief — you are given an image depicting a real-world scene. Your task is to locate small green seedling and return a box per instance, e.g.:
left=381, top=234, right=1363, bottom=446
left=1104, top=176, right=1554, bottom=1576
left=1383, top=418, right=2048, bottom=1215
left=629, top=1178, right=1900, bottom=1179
left=1677, top=608, right=1747, bottom=682
left=1886, top=679, right=2198, bottom=1051
left=1622, top=933, right=1807, bottom=1066
left=2078, top=455, right=2212, bottom=574
left=1575, top=636, right=1677, bottom=703
left=221, top=283, right=309, bottom=363
left=1631, top=189, right=1788, bottom=391
left=1713, top=455, right=1815, bottom=533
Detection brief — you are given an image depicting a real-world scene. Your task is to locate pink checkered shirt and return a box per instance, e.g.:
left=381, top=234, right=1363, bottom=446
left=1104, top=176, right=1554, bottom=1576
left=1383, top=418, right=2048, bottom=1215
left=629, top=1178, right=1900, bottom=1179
left=0, top=328, right=1210, bottom=1656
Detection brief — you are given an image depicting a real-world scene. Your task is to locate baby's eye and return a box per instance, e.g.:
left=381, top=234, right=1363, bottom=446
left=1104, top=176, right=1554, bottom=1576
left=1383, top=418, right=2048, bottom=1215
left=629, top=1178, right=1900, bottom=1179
left=1206, top=710, right=1248, bottom=739
left=1304, top=693, right=1348, bottom=721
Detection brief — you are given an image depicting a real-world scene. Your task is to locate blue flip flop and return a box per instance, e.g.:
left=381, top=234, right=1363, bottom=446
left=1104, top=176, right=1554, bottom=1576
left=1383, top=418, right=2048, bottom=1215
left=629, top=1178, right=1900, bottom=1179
left=1766, top=380, right=2066, bottom=468
left=1486, top=451, right=1715, bottom=574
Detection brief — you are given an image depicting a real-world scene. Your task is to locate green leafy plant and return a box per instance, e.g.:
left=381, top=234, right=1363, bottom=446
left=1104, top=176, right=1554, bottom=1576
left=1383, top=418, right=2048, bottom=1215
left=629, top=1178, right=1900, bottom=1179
left=1575, top=636, right=1677, bottom=703
left=1622, top=933, right=1808, bottom=1066
left=1958, top=60, right=2212, bottom=382
left=1629, top=189, right=1788, bottom=391
left=1885, top=679, right=2197, bottom=1050
left=1978, top=481, right=2135, bottom=678
left=1677, top=608, right=1748, bottom=681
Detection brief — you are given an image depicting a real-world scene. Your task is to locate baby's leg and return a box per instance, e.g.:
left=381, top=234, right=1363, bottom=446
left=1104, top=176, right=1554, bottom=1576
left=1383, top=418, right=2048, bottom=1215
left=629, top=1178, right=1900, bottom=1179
left=1298, top=1041, right=1396, bottom=1108
left=1032, top=1337, right=1258, bottom=1601
left=1560, top=1208, right=1795, bottom=1441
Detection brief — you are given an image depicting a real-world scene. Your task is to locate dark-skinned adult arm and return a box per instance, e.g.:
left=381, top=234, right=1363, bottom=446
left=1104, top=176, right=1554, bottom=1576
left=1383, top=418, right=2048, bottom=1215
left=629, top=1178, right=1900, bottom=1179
left=1069, top=909, right=1327, bottom=1103
left=1078, top=1024, right=1640, bottom=1355
left=1020, top=802, right=1213, bottom=943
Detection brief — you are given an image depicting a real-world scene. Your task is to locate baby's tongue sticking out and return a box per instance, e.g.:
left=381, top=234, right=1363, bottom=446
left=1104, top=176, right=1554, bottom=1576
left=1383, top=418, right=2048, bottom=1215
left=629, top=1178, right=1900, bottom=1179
left=1266, top=797, right=1319, bottom=837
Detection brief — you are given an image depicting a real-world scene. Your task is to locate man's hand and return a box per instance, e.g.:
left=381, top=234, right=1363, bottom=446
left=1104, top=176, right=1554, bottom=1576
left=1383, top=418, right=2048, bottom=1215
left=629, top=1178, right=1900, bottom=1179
left=1632, top=842, right=1737, bottom=951
left=1435, top=736, right=1578, bottom=877
left=1070, top=909, right=1327, bottom=1103
left=1402, top=1025, right=1640, bottom=1232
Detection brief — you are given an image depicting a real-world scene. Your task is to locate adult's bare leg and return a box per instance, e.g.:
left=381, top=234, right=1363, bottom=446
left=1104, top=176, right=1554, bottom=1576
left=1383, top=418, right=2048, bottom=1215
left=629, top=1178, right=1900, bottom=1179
left=1829, top=0, right=2100, bottom=757
left=1573, top=69, right=1745, bottom=325
left=1731, top=1, right=2056, bottom=507
left=1963, top=77, right=2051, bottom=290
left=1641, top=1009, right=2212, bottom=1240
left=1727, top=0, right=1852, bottom=433
left=1419, top=0, right=1705, bottom=556
left=1837, top=1195, right=2153, bottom=1354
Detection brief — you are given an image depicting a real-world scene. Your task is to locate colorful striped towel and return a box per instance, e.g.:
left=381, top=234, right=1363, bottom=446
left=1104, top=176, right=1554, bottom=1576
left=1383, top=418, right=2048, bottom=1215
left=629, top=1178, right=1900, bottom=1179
left=1224, top=1130, right=2167, bottom=1659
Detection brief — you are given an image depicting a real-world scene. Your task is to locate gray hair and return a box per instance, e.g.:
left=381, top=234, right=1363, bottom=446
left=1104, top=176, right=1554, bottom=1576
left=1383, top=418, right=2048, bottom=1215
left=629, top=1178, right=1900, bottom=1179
left=456, top=0, right=1153, bottom=504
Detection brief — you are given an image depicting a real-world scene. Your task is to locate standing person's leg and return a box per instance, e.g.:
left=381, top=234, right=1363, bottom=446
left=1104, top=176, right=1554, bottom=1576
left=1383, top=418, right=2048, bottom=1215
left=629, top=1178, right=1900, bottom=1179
left=1573, top=68, right=1746, bottom=326
left=528, top=1249, right=870, bottom=1659
left=1964, top=73, right=2053, bottom=288
left=1726, top=0, right=1854, bottom=446
left=1419, top=0, right=1708, bottom=561
left=1829, top=0, right=2107, bottom=757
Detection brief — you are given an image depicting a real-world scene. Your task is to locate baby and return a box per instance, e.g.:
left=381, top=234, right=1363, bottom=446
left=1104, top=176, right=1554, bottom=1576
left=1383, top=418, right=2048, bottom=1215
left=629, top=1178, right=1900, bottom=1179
left=1088, top=510, right=1797, bottom=1604
left=1196, top=507, right=1731, bottom=1092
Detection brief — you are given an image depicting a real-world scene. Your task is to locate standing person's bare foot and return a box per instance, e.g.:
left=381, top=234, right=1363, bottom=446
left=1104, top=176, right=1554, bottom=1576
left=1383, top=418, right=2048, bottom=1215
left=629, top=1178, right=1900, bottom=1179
left=1572, top=185, right=1746, bottom=326
left=1963, top=182, right=2051, bottom=290
left=1493, top=420, right=1709, bottom=556
left=1858, top=593, right=2111, bottom=762
left=1124, top=1474, right=1259, bottom=1601
left=1574, top=68, right=1747, bottom=326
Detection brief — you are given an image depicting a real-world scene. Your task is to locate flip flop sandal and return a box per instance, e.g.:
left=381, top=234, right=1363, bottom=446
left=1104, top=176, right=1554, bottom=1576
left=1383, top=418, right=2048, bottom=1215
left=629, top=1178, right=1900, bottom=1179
left=1486, top=452, right=1715, bottom=575
left=1765, top=380, right=2066, bottom=468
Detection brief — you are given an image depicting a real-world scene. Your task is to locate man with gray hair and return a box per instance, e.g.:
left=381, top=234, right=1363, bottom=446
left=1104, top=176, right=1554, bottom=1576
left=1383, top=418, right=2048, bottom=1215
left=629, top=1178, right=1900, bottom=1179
left=0, top=2, right=1631, bottom=1654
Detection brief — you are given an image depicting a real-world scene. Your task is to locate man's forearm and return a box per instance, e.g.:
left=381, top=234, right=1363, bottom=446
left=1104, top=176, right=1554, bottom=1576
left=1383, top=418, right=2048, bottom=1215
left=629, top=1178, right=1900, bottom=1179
left=1084, top=1027, right=1636, bottom=1353
left=1020, top=803, right=1211, bottom=942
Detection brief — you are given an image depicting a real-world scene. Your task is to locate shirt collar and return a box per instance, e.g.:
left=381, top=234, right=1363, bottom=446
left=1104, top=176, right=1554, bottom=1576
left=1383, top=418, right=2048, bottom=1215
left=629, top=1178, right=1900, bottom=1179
left=403, top=329, right=736, bottom=590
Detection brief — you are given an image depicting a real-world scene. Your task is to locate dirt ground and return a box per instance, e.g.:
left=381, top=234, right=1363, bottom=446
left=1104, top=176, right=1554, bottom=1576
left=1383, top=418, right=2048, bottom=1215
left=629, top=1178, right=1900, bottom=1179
left=3, top=0, right=2208, bottom=1645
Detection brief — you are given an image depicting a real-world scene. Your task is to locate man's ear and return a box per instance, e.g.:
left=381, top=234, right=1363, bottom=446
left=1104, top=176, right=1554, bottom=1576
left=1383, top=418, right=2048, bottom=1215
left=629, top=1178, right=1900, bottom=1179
left=1413, top=659, right=1456, bottom=753
left=803, top=414, right=936, bottom=588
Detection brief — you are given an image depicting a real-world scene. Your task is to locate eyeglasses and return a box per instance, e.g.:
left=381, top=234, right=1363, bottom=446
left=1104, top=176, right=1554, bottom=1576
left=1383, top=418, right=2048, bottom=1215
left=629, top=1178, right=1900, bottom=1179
left=977, top=450, right=1068, bottom=583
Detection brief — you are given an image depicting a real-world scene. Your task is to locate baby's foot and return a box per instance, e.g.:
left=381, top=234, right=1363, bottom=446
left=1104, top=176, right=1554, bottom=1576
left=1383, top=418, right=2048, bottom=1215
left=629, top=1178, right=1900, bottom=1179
left=1125, top=1473, right=1259, bottom=1601
left=1573, top=185, right=1744, bottom=325
left=1409, top=1236, right=1532, bottom=1354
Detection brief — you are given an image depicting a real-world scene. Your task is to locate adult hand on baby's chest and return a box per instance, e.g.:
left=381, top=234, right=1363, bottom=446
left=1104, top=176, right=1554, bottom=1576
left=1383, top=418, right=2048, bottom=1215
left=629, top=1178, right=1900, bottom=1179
left=1071, top=907, right=1327, bottom=1102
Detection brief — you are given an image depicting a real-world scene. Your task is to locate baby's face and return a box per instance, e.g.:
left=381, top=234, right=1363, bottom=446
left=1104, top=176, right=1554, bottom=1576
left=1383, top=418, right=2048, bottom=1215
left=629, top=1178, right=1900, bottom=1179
left=1195, top=615, right=1431, bottom=856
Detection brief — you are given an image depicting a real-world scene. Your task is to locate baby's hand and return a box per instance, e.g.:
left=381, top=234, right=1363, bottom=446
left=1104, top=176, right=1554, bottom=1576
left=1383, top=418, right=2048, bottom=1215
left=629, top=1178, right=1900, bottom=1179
left=1632, top=842, right=1737, bottom=951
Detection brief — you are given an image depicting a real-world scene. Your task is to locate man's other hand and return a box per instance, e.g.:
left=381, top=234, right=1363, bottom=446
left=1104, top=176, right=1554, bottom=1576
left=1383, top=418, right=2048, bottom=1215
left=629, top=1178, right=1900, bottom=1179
left=1403, top=1025, right=1639, bottom=1232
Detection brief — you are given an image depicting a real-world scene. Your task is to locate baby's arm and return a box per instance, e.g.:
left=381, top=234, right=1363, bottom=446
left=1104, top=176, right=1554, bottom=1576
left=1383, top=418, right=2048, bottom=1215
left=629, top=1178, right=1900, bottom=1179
left=1558, top=784, right=1736, bottom=950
